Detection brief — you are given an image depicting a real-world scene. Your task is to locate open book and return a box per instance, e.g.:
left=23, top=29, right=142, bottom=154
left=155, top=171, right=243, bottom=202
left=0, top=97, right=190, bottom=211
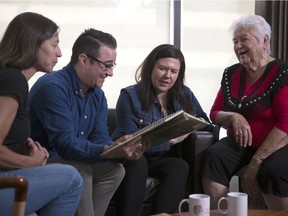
left=101, top=110, right=210, bottom=157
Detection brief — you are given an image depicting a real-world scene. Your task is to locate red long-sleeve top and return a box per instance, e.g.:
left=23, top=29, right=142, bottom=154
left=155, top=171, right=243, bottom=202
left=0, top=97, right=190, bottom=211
left=210, top=60, right=288, bottom=149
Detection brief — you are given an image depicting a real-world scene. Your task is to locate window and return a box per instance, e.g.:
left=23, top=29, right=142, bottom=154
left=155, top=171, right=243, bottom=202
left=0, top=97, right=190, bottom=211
left=0, top=0, right=255, bottom=112
left=181, top=0, right=254, bottom=112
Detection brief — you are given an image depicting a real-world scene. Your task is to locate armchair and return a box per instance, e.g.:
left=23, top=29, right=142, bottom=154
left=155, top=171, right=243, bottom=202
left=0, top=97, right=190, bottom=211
left=105, top=108, right=219, bottom=216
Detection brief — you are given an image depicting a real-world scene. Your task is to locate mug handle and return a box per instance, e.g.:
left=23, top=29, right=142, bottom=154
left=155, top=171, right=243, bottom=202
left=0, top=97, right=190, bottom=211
left=178, top=198, right=189, bottom=216
left=218, top=197, right=228, bottom=214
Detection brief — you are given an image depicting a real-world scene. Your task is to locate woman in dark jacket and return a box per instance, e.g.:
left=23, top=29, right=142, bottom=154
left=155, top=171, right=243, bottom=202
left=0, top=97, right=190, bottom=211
left=112, top=44, right=210, bottom=215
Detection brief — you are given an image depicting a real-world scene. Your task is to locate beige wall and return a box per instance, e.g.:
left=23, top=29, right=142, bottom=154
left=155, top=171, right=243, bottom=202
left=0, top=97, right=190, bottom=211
left=0, top=0, right=254, bottom=115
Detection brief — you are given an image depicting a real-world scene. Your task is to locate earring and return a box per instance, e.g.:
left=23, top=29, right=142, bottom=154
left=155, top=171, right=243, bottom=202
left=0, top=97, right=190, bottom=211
left=262, top=50, right=268, bottom=60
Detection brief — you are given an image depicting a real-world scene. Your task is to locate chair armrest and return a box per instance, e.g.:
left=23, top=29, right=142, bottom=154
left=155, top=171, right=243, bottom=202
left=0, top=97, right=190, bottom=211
left=181, top=125, right=220, bottom=193
left=0, top=176, right=28, bottom=216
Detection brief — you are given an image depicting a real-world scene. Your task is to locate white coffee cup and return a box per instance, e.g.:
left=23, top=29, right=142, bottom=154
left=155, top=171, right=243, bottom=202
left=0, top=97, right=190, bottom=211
left=217, top=192, right=248, bottom=216
left=178, top=194, right=210, bottom=216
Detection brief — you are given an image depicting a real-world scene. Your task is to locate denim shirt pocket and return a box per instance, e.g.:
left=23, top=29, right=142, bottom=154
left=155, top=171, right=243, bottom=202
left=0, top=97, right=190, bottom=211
left=131, top=111, right=170, bottom=153
left=131, top=112, right=155, bottom=130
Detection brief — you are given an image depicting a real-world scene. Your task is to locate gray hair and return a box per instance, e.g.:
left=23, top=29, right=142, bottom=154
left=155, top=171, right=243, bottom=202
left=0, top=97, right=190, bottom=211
left=229, top=14, right=272, bottom=55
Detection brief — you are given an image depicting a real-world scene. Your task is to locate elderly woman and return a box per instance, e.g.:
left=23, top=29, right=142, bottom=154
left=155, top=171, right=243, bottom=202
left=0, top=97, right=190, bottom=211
left=201, top=14, right=288, bottom=210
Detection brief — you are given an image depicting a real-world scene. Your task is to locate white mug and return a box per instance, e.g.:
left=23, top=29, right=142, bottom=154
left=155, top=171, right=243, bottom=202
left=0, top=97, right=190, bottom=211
left=217, top=192, right=248, bottom=216
left=178, top=194, right=210, bottom=216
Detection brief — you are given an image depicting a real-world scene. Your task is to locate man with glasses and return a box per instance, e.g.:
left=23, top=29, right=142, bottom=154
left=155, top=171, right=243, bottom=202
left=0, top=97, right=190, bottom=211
left=28, top=28, right=146, bottom=216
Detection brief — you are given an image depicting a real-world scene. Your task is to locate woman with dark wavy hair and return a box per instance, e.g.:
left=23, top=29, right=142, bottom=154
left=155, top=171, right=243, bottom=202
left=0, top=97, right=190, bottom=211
left=0, top=12, right=83, bottom=216
left=112, top=44, right=210, bottom=215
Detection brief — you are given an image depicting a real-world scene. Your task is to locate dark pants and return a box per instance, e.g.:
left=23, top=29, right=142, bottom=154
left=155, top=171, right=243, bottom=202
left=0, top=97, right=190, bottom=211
left=116, top=152, right=189, bottom=216
left=258, top=144, right=288, bottom=196
left=201, top=136, right=288, bottom=196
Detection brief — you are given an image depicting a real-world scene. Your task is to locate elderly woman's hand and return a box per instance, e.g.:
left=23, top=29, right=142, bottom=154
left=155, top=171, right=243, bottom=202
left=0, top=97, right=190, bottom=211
left=231, top=113, right=252, bottom=147
left=241, top=156, right=262, bottom=196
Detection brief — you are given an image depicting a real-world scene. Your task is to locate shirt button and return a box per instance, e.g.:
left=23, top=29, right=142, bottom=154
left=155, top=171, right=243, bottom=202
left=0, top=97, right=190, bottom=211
left=84, top=115, right=87, bottom=119
left=81, top=131, right=84, bottom=135
left=139, top=119, right=143, bottom=123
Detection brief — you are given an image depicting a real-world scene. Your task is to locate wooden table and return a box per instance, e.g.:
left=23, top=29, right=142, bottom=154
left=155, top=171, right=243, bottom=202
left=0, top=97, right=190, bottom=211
left=167, top=209, right=288, bottom=216
left=212, top=209, right=287, bottom=216
left=245, top=209, right=288, bottom=216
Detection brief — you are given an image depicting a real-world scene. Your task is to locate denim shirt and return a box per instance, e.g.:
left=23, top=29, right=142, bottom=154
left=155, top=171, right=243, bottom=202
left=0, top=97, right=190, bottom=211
left=29, top=63, right=112, bottom=163
left=111, top=85, right=209, bottom=153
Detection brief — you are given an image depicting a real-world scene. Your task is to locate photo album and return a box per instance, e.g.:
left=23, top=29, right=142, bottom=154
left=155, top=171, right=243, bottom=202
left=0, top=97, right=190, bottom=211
left=101, top=110, right=210, bottom=157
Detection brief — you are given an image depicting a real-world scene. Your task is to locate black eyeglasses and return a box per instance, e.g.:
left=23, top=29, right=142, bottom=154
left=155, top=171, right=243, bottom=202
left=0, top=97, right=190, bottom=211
left=85, top=54, right=116, bottom=71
